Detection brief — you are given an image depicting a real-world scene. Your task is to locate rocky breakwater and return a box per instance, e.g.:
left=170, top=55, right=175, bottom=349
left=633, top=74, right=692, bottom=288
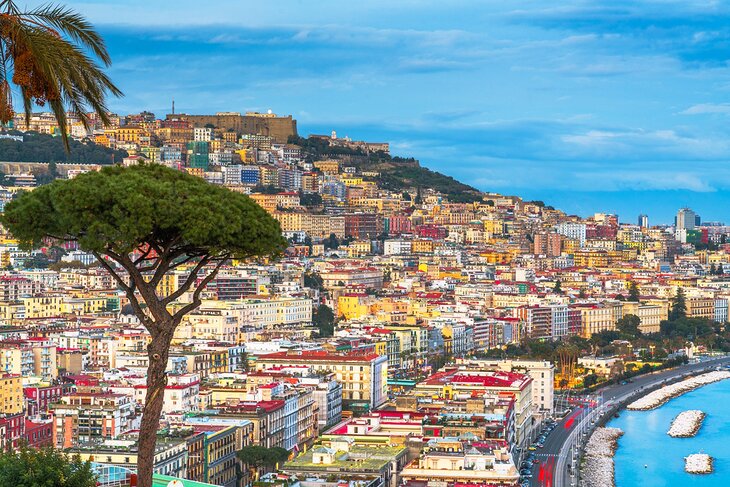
left=627, top=371, right=730, bottom=411
left=581, top=427, right=624, bottom=487
left=685, top=453, right=713, bottom=474
left=667, top=410, right=705, bottom=438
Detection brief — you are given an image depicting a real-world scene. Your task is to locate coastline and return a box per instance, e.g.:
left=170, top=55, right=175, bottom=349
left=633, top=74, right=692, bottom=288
left=609, top=376, right=730, bottom=486
left=580, top=427, right=624, bottom=487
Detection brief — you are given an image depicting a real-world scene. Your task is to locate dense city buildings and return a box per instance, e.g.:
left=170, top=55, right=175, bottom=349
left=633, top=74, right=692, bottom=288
left=1, top=109, right=730, bottom=487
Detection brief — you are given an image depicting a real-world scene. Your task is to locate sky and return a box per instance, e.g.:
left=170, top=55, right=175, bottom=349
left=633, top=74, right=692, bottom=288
left=36, top=1, right=730, bottom=223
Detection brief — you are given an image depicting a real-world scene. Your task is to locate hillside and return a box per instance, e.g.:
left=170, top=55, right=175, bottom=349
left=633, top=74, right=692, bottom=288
left=0, top=131, right=128, bottom=164
left=291, top=136, right=484, bottom=203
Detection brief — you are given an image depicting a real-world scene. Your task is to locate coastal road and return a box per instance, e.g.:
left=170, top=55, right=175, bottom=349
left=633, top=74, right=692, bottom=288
left=527, top=355, right=730, bottom=487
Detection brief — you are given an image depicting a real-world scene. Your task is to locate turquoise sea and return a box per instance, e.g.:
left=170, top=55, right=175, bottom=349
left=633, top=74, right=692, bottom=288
left=608, top=380, right=730, bottom=486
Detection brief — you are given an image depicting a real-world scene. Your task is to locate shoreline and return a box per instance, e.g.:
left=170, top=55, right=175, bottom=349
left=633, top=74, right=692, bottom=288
left=580, top=427, right=624, bottom=487
left=626, top=370, right=730, bottom=411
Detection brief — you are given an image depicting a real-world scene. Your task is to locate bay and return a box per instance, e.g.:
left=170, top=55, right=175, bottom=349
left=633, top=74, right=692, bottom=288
left=608, top=380, right=730, bottom=486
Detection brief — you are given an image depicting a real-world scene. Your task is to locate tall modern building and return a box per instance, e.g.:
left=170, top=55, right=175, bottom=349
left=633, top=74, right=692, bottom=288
left=676, top=208, right=696, bottom=231
left=638, top=214, right=648, bottom=228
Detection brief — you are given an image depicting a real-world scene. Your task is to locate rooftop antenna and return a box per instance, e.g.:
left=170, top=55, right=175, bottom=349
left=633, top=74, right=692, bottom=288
left=172, top=98, right=175, bottom=115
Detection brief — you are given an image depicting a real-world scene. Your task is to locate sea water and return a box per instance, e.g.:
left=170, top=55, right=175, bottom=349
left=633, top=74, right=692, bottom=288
left=608, top=380, right=730, bottom=486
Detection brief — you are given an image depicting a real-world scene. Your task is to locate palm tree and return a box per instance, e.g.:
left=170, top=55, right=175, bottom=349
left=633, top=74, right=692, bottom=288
left=0, top=1, right=122, bottom=149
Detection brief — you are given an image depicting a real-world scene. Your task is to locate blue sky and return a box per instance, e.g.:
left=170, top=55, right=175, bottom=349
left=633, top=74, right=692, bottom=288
left=49, top=1, right=730, bottom=223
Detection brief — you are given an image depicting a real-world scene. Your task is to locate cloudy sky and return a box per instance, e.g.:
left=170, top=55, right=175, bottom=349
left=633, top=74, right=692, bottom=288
left=49, top=1, right=730, bottom=222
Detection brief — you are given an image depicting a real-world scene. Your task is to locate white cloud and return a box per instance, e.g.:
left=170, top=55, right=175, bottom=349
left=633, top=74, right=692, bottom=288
left=681, top=103, right=730, bottom=114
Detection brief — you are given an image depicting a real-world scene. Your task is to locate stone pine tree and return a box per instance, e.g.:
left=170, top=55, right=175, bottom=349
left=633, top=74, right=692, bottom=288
left=1, top=164, right=287, bottom=487
left=0, top=446, right=97, bottom=487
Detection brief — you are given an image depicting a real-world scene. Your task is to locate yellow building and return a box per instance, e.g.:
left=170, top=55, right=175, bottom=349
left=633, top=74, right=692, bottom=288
left=337, top=294, right=374, bottom=320
left=341, top=177, right=364, bottom=187
left=105, top=126, right=144, bottom=144
left=62, top=297, right=107, bottom=315
left=0, top=374, right=23, bottom=414
left=412, top=239, right=435, bottom=254
left=23, top=296, right=64, bottom=318
left=347, top=241, right=371, bottom=257
left=313, top=160, right=340, bottom=175
left=573, top=250, right=610, bottom=268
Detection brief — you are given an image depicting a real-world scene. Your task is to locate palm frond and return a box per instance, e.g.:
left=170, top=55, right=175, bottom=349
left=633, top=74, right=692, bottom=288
left=0, top=0, right=122, bottom=151
left=21, top=3, right=112, bottom=65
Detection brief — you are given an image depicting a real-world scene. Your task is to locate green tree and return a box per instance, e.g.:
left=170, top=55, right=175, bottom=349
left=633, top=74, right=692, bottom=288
left=313, top=304, right=336, bottom=337
left=324, top=233, right=340, bottom=250
left=616, top=314, right=642, bottom=338
left=710, top=263, right=717, bottom=275
left=48, top=160, right=59, bottom=179
left=237, top=445, right=290, bottom=481
left=299, top=191, right=322, bottom=207
left=553, top=279, right=563, bottom=294
left=303, top=271, right=323, bottom=290
left=303, top=235, right=313, bottom=252
left=414, top=186, right=423, bottom=204
left=670, top=287, right=687, bottom=321
left=22, top=252, right=50, bottom=268
left=0, top=446, right=96, bottom=487
left=583, top=373, right=598, bottom=388
left=627, top=281, right=640, bottom=302
left=0, top=132, right=126, bottom=163
left=590, top=330, right=621, bottom=347
left=0, top=1, right=122, bottom=150
left=1, top=164, right=286, bottom=487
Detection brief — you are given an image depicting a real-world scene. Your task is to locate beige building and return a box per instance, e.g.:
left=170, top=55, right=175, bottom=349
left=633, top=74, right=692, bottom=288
left=255, top=350, right=388, bottom=414
left=687, top=297, right=715, bottom=320
left=621, top=301, right=665, bottom=334
left=577, top=302, right=623, bottom=337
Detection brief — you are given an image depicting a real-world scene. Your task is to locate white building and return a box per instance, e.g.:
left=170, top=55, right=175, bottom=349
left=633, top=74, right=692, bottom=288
left=193, top=127, right=213, bottom=141
left=550, top=305, right=569, bottom=338
left=715, top=298, right=728, bottom=324
left=555, top=222, right=587, bottom=247
left=456, top=358, right=555, bottom=416
left=384, top=240, right=412, bottom=256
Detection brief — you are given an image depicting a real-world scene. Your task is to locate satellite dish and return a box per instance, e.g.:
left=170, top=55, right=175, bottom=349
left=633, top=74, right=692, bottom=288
left=167, top=481, right=184, bottom=487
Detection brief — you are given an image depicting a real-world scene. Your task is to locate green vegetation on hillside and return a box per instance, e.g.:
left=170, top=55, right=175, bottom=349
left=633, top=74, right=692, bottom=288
left=290, top=135, right=484, bottom=202
left=0, top=132, right=127, bottom=164
left=376, top=163, right=483, bottom=203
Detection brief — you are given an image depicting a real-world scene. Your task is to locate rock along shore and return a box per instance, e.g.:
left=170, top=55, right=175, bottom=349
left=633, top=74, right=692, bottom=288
left=626, top=371, right=730, bottom=411
left=581, top=427, right=624, bottom=487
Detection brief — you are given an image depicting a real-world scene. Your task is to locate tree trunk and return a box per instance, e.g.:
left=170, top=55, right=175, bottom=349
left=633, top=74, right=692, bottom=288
left=137, top=328, right=174, bottom=487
